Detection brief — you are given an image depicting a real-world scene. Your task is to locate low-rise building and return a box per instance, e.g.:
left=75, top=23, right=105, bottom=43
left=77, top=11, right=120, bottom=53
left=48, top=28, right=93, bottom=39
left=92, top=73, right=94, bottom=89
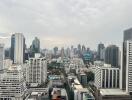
left=51, top=88, right=68, bottom=100
left=98, top=89, right=132, bottom=100
left=25, top=88, right=49, bottom=100
left=0, top=65, right=27, bottom=99
left=67, top=74, right=95, bottom=100
left=78, top=72, right=87, bottom=86
left=94, top=64, right=120, bottom=89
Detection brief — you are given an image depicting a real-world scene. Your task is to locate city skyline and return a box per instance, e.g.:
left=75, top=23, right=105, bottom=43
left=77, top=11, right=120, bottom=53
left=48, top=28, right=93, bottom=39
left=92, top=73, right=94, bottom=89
left=0, top=0, right=132, bottom=49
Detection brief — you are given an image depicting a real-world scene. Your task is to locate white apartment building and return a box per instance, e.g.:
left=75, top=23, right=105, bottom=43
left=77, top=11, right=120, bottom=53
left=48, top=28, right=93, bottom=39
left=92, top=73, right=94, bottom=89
left=26, top=54, right=47, bottom=85
left=0, top=65, right=27, bottom=100
left=94, top=64, right=120, bottom=89
left=121, top=40, right=132, bottom=93
left=0, top=44, right=4, bottom=70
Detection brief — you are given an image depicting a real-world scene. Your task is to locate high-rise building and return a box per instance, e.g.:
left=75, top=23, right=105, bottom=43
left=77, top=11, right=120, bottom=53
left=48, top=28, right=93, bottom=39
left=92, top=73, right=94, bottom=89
left=53, top=46, right=58, bottom=56
left=11, top=33, right=25, bottom=64
left=82, top=45, right=86, bottom=53
left=121, top=28, right=132, bottom=94
left=30, top=37, right=40, bottom=57
left=11, top=34, right=15, bottom=62
left=0, top=44, right=4, bottom=70
left=0, top=65, right=27, bottom=99
left=26, top=53, right=47, bottom=85
left=97, top=43, right=105, bottom=60
left=5, top=48, right=10, bottom=59
left=124, top=28, right=132, bottom=41
left=61, top=47, right=65, bottom=60
left=105, top=45, right=119, bottom=67
left=100, top=48, right=105, bottom=60
left=78, top=44, right=82, bottom=55
left=66, top=47, right=70, bottom=58
left=121, top=40, right=132, bottom=94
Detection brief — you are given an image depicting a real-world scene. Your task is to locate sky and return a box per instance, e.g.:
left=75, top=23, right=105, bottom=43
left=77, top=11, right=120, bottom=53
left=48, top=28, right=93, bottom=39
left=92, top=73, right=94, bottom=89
left=0, top=0, right=132, bottom=49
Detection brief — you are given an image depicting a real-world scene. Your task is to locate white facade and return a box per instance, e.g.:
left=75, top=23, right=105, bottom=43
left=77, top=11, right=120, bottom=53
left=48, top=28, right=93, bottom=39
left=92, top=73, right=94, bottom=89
left=3, top=59, right=13, bottom=69
left=94, top=65, right=120, bottom=89
left=14, top=33, right=25, bottom=64
left=0, top=65, right=27, bottom=99
left=26, top=55, right=47, bottom=85
left=121, top=41, right=132, bottom=93
left=0, top=44, right=4, bottom=70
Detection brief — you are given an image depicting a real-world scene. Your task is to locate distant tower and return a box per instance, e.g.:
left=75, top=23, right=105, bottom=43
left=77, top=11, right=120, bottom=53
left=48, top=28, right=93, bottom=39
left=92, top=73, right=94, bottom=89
left=105, top=45, right=119, bottom=67
left=82, top=45, right=86, bottom=53
left=78, top=44, right=82, bottom=57
left=66, top=47, right=70, bottom=58
left=61, top=47, right=65, bottom=60
left=31, top=37, right=40, bottom=54
left=53, top=46, right=58, bottom=56
left=0, top=44, right=4, bottom=70
left=97, top=43, right=105, bottom=60
left=11, top=33, right=25, bottom=64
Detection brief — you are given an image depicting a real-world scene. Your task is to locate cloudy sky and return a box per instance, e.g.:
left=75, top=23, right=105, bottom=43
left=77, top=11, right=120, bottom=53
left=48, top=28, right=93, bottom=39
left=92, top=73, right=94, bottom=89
left=0, top=0, right=132, bottom=49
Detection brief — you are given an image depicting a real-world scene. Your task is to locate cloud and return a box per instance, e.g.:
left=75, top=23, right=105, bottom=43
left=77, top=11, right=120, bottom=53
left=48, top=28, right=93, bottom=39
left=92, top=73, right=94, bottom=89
left=0, top=0, right=132, bottom=49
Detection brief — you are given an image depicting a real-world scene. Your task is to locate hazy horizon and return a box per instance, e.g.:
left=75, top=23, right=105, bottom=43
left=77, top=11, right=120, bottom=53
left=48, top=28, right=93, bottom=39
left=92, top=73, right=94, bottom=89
left=0, top=0, right=132, bottom=49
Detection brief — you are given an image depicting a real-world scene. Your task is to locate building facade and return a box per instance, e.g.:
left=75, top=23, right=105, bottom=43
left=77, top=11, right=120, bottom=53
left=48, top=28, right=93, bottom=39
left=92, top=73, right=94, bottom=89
left=94, top=65, right=120, bottom=89
left=105, top=45, right=119, bottom=67
left=26, top=54, right=47, bottom=85
left=121, top=28, right=132, bottom=94
left=0, top=65, right=27, bottom=99
left=124, top=28, right=132, bottom=41
left=11, top=33, right=25, bottom=64
left=30, top=37, right=40, bottom=57
left=98, top=43, right=105, bottom=60
left=121, top=40, right=132, bottom=94
left=0, top=44, right=4, bottom=70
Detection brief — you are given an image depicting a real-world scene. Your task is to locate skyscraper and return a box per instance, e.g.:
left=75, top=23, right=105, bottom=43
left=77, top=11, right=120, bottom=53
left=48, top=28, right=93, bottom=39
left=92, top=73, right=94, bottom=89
left=30, top=37, right=40, bottom=56
left=105, top=45, right=119, bottom=67
left=11, top=33, right=25, bottom=64
left=121, top=28, right=132, bottom=94
left=97, top=43, right=105, bottom=60
left=0, top=44, right=4, bottom=70
left=121, top=40, right=132, bottom=94
left=124, top=28, right=132, bottom=41
left=66, top=47, right=70, bottom=58
left=11, top=34, right=15, bottom=62
left=82, top=45, right=86, bottom=53
left=77, top=44, right=82, bottom=57
left=53, top=46, right=58, bottom=56
left=61, top=47, right=65, bottom=59
left=5, top=48, right=10, bottom=59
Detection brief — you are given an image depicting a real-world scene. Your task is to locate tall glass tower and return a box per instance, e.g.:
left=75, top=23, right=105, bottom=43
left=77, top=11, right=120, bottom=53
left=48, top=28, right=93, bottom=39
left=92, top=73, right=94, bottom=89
left=11, top=33, right=25, bottom=64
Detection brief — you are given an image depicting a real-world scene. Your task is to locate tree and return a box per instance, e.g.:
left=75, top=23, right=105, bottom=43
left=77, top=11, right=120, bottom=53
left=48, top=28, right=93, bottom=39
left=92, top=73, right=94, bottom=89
left=86, top=71, right=94, bottom=83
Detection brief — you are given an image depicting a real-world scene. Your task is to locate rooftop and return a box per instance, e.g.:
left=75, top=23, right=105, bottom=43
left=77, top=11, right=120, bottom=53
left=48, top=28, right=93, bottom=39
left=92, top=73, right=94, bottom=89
left=100, top=89, right=129, bottom=96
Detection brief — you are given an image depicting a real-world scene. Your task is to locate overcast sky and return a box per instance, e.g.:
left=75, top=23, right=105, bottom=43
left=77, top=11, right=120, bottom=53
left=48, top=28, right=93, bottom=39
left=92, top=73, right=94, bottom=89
left=0, top=0, right=132, bottom=49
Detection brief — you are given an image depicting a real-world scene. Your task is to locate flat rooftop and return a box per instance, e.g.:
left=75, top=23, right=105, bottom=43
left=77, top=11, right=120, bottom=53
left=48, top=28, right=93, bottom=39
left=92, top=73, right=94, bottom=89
left=100, top=89, right=129, bottom=96
left=74, top=84, right=83, bottom=90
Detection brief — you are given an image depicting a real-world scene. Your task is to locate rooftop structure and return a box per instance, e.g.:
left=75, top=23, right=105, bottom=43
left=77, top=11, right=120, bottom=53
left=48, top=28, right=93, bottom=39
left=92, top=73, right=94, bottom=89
left=51, top=88, right=68, bottom=100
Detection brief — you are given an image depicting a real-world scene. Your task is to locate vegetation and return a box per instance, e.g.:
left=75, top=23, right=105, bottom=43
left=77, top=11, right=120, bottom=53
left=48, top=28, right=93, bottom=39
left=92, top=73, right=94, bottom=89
left=86, top=71, right=94, bottom=83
